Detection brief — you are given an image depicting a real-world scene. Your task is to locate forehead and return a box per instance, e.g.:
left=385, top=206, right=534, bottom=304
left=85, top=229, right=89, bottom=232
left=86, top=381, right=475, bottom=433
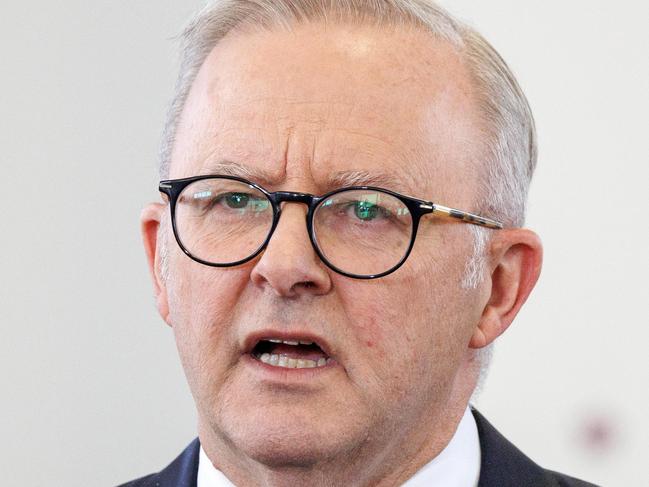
left=170, top=22, right=482, bottom=201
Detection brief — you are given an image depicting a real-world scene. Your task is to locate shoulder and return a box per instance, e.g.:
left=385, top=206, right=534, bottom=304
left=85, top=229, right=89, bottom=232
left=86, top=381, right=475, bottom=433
left=472, top=409, right=599, bottom=487
left=116, top=438, right=201, bottom=487
left=116, top=473, right=157, bottom=487
left=549, top=469, right=600, bottom=487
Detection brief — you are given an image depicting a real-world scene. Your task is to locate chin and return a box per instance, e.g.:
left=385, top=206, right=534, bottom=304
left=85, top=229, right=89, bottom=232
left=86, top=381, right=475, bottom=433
left=225, top=416, right=337, bottom=467
left=214, top=399, right=365, bottom=468
left=241, top=436, right=332, bottom=468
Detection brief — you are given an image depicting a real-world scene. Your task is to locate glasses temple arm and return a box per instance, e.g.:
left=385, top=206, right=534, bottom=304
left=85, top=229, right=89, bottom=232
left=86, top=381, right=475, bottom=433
left=429, top=203, right=504, bottom=230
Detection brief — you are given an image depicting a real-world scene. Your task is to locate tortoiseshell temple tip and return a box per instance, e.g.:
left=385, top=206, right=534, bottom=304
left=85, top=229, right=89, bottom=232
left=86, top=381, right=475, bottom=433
left=432, top=204, right=504, bottom=230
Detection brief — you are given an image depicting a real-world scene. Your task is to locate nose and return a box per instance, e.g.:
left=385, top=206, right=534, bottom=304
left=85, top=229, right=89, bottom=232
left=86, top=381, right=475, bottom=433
left=250, top=203, right=332, bottom=297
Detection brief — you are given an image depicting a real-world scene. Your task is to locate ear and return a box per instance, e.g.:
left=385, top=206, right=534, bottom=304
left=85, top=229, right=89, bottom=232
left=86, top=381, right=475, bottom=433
left=469, top=228, right=543, bottom=349
left=141, top=202, right=172, bottom=326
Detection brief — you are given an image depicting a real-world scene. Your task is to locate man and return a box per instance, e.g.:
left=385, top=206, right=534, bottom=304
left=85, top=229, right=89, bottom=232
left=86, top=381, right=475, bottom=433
left=123, top=0, right=597, bottom=485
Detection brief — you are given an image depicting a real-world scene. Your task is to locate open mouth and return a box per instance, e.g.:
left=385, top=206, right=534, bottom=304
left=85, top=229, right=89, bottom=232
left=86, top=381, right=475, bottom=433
left=252, top=338, right=332, bottom=369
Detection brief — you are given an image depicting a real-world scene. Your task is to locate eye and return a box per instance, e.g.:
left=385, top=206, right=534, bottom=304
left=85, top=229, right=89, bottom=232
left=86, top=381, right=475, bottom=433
left=223, top=192, right=250, bottom=209
left=353, top=201, right=381, bottom=221
left=212, top=192, right=270, bottom=213
left=319, top=193, right=397, bottom=224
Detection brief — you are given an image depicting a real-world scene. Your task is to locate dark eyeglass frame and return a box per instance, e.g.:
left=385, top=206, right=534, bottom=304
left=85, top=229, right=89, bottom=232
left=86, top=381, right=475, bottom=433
left=159, top=175, right=503, bottom=279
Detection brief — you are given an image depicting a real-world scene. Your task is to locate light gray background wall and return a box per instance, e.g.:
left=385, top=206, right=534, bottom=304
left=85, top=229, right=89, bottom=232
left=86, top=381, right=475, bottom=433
left=1, top=1, right=647, bottom=486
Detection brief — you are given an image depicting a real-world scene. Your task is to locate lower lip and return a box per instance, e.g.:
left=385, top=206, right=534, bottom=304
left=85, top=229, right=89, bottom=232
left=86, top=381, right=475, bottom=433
left=242, top=353, right=338, bottom=380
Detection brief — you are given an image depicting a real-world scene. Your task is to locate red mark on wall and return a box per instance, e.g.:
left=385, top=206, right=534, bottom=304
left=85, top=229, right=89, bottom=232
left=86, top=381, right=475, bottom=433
left=575, top=408, right=621, bottom=457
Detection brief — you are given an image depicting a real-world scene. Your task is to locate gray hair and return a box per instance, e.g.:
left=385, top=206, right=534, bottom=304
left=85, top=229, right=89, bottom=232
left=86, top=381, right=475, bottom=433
left=158, top=0, right=538, bottom=380
left=461, top=225, right=494, bottom=394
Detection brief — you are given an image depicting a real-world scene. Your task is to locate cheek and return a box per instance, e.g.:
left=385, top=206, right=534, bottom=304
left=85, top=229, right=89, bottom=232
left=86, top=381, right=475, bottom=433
left=168, top=255, right=249, bottom=323
left=335, top=261, right=472, bottom=390
left=167, top=261, right=250, bottom=387
left=336, top=277, right=437, bottom=368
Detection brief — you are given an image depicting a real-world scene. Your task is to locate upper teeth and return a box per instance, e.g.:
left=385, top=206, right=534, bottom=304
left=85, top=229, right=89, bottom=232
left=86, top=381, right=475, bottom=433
left=267, top=339, right=313, bottom=346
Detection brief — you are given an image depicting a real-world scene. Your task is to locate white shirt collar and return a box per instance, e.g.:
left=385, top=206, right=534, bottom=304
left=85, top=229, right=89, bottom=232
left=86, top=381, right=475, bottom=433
left=400, top=407, right=481, bottom=487
left=198, top=445, right=236, bottom=487
left=198, top=406, right=480, bottom=487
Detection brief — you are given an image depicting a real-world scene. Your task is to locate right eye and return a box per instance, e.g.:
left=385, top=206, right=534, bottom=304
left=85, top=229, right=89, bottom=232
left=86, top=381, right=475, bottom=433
left=188, top=191, right=255, bottom=210
left=180, top=182, right=271, bottom=218
left=220, top=192, right=250, bottom=209
left=209, top=192, right=271, bottom=214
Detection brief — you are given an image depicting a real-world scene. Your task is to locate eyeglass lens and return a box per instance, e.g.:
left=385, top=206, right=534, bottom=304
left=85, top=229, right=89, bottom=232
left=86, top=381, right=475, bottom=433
left=174, top=178, right=414, bottom=277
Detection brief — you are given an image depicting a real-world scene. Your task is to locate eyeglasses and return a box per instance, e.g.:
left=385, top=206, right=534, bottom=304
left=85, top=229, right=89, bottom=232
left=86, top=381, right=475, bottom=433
left=159, top=175, right=503, bottom=279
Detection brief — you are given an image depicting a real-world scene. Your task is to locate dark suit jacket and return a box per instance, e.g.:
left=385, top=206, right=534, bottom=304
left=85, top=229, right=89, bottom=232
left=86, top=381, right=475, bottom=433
left=118, top=410, right=599, bottom=486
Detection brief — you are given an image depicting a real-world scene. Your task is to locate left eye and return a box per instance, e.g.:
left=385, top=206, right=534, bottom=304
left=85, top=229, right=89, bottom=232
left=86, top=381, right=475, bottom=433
left=352, top=201, right=383, bottom=221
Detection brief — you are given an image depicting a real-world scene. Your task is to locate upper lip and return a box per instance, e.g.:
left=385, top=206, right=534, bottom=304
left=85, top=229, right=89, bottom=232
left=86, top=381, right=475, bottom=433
left=243, top=329, right=334, bottom=358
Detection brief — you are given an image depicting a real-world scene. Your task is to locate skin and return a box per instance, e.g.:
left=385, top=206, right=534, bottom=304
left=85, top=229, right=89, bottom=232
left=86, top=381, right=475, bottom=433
left=141, top=22, right=542, bottom=486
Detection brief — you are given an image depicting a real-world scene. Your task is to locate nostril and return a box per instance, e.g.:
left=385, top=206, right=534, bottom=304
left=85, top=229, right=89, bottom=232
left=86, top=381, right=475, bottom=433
left=250, top=247, right=332, bottom=297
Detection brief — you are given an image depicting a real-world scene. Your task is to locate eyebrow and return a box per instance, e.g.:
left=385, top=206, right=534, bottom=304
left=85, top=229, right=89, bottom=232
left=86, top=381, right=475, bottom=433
left=327, top=170, right=419, bottom=197
left=198, top=160, right=420, bottom=197
left=198, top=159, right=278, bottom=186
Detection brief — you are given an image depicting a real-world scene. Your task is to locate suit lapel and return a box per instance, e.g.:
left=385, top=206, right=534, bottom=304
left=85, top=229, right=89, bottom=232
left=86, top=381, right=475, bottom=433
left=473, top=409, right=559, bottom=487
left=149, top=437, right=200, bottom=487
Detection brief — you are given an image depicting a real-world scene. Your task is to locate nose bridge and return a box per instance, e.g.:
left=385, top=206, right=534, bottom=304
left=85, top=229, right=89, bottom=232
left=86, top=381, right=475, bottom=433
left=250, top=190, right=331, bottom=296
left=271, top=191, right=313, bottom=240
left=268, top=191, right=316, bottom=251
left=273, top=191, right=315, bottom=206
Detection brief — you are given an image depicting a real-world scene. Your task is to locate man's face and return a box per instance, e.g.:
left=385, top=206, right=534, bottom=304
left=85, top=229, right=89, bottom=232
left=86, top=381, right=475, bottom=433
left=160, top=23, right=487, bottom=469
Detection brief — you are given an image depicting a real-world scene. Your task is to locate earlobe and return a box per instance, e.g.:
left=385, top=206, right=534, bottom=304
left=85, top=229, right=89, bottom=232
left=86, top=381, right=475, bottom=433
left=469, top=229, right=543, bottom=349
left=141, top=203, right=172, bottom=326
